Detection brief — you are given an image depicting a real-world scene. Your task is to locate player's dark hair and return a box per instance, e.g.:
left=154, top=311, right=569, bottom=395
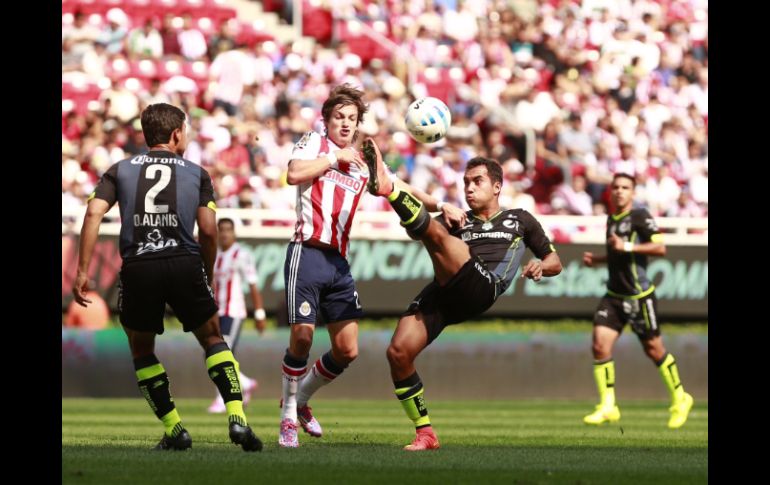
left=322, top=84, right=368, bottom=134
left=612, top=172, right=637, bottom=188
left=141, top=103, right=186, bottom=147
left=218, top=218, right=235, bottom=229
left=466, top=157, right=503, bottom=185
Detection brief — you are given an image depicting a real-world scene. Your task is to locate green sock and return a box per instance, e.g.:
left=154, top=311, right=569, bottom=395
left=394, top=372, right=431, bottom=429
left=205, top=342, right=247, bottom=425
left=593, top=359, right=616, bottom=407
left=657, top=353, right=685, bottom=403
left=134, top=355, right=182, bottom=437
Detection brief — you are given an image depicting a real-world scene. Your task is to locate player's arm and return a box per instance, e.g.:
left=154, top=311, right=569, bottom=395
left=74, top=198, right=111, bottom=306
left=197, top=207, right=217, bottom=283
left=198, top=168, right=218, bottom=283
left=607, top=232, right=666, bottom=256
left=521, top=250, right=562, bottom=281
left=286, top=132, right=366, bottom=184
left=608, top=210, right=666, bottom=257
left=249, top=283, right=266, bottom=334
left=583, top=252, right=607, bottom=267
left=239, top=251, right=266, bottom=334
left=520, top=211, right=563, bottom=281
left=74, top=164, right=118, bottom=307
left=393, top=179, right=466, bottom=227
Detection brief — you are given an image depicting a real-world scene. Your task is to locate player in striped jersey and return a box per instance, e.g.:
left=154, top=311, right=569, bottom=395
left=207, top=218, right=265, bottom=413
left=278, top=84, right=371, bottom=447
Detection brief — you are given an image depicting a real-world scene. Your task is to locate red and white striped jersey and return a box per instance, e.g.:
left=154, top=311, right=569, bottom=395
left=290, top=131, right=369, bottom=258
left=214, top=242, right=258, bottom=319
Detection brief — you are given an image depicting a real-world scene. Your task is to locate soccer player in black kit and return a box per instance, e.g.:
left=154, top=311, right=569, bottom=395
left=364, top=139, right=562, bottom=450
left=582, top=173, right=693, bottom=429
left=72, top=103, right=262, bottom=452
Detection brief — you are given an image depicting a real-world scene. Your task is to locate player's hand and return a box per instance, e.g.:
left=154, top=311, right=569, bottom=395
left=72, top=272, right=92, bottom=307
left=441, top=203, right=466, bottom=228
left=521, top=259, right=543, bottom=281
left=255, top=318, right=266, bottom=335
left=335, top=148, right=366, bottom=171
left=583, top=252, right=594, bottom=267
left=607, top=233, right=624, bottom=252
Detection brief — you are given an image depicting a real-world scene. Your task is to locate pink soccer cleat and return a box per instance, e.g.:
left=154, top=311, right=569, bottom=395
left=403, top=426, right=440, bottom=451
left=278, top=418, right=299, bottom=448
left=297, top=405, right=323, bottom=437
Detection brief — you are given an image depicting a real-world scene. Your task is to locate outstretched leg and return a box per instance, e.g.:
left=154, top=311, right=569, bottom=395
left=363, top=137, right=470, bottom=285
left=386, top=313, right=440, bottom=451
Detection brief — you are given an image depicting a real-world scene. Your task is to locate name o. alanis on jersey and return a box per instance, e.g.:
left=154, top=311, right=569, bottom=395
left=130, top=155, right=186, bottom=167
left=134, top=213, right=179, bottom=227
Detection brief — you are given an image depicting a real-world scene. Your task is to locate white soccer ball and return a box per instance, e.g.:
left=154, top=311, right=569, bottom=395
left=404, top=97, right=452, bottom=144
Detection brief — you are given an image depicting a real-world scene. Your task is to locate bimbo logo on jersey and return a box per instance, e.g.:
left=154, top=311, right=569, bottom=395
left=321, top=169, right=363, bottom=193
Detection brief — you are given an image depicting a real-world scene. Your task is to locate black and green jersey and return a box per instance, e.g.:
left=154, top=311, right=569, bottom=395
left=440, top=208, right=555, bottom=294
left=90, top=150, right=216, bottom=262
left=605, top=207, right=662, bottom=298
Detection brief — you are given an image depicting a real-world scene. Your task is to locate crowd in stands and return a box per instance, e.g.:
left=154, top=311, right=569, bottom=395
left=62, top=0, right=708, bottom=222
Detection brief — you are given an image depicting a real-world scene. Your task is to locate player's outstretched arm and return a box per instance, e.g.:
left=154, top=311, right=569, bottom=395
left=521, top=252, right=562, bottom=281
left=74, top=198, right=111, bottom=306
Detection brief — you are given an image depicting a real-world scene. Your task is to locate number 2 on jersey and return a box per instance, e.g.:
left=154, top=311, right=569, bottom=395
left=144, top=165, right=171, bottom=213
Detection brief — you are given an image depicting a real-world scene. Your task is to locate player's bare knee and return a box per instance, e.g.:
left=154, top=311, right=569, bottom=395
left=592, top=342, right=611, bottom=360
left=644, top=345, right=665, bottom=363
left=335, top=346, right=358, bottom=364
left=386, top=343, right=409, bottom=369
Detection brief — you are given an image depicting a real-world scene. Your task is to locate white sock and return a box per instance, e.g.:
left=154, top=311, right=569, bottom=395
left=297, top=357, right=340, bottom=407
left=281, top=361, right=306, bottom=421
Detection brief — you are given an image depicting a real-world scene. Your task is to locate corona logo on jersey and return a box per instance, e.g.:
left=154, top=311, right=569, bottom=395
left=320, top=169, right=364, bottom=193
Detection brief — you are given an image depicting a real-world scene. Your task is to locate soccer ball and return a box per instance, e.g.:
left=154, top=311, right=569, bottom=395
left=404, top=97, right=452, bottom=144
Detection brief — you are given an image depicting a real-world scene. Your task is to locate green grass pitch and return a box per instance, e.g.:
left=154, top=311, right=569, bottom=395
left=63, top=398, right=707, bottom=484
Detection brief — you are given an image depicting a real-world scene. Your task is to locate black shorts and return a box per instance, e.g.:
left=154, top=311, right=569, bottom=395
left=118, top=254, right=218, bottom=335
left=403, top=253, right=499, bottom=344
left=593, top=293, right=660, bottom=340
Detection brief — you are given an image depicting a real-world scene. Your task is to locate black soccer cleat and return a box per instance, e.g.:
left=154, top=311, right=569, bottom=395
left=154, top=429, right=192, bottom=451
left=229, top=422, right=263, bottom=452
left=362, top=138, right=380, bottom=195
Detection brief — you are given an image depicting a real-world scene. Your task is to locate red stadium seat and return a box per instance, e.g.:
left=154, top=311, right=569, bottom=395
left=129, top=59, right=159, bottom=79
left=106, top=57, right=132, bottom=79
left=157, top=59, right=184, bottom=79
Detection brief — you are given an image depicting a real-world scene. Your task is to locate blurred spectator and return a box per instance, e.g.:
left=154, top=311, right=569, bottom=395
left=159, top=14, right=182, bottom=58
left=60, top=0, right=707, bottom=223
left=179, top=15, right=208, bottom=61
left=98, top=9, right=129, bottom=55
left=127, top=19, right=163, bottom=60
